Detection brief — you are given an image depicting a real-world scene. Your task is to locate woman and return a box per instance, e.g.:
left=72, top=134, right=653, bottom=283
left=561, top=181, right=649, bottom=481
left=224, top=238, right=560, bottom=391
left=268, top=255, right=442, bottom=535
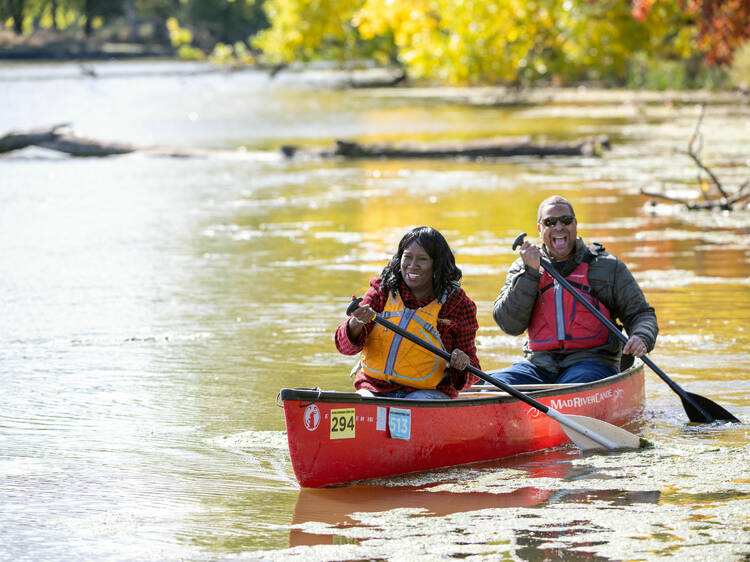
left=335, top=226, right=480, bottom=399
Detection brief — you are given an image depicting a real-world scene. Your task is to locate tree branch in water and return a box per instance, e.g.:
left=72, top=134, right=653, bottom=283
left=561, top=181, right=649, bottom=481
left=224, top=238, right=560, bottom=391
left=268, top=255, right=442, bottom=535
left=641, top=104, right=748, bottom=212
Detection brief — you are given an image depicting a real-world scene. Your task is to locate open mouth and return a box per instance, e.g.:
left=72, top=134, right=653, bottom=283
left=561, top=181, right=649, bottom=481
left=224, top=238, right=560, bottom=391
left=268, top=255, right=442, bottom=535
left=551, top=234, right=568, bottom=250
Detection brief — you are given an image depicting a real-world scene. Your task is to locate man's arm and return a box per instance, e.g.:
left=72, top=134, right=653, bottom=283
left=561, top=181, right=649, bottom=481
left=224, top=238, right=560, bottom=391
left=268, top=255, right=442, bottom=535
left=493, top=258, right=542, bottom=335
left=610, top=260, right=658, bottom=352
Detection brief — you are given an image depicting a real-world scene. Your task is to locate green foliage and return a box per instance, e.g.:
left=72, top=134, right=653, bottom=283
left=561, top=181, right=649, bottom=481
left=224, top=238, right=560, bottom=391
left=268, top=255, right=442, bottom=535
left=1, top=0, right=267, bottom=53
left=626, top=52, right=729, bottom=90
left=208, top=40, right=255, bottom=64
left=188, top=0, right=267, bottom=44
left=177, top=44, right=205, bottom=59
left=729, top=40, right=750, bottom=90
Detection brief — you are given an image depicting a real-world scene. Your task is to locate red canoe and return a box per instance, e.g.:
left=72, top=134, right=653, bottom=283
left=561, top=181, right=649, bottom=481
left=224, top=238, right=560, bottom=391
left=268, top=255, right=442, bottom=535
left=280, top=362, right=645, bottom=488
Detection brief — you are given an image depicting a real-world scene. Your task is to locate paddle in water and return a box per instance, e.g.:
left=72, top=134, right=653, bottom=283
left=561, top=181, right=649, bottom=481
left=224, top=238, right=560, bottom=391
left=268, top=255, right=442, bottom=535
left=512, top=232, right=740, bottom=424
left=346, top=299, right=649, bottom=452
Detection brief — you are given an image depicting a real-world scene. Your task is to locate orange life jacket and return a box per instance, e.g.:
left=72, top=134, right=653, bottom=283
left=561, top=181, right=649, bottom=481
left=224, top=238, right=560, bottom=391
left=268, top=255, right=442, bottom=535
left=527, top=259, right=611, bottom=351
left=360, top=293, right=448, bottom=389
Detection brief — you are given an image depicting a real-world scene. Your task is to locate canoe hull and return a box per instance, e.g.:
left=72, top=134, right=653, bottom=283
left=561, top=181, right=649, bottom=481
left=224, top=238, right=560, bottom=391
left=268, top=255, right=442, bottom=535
left=281, top=363, right=645, bottom=488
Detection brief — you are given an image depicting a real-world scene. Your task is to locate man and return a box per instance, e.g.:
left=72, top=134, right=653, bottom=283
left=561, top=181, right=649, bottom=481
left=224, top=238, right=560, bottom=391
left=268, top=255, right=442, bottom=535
left=489, top=195, right=658, bottom=385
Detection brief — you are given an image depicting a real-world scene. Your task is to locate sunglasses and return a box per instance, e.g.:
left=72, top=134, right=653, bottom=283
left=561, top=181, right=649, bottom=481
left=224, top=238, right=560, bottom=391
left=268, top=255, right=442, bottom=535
left=539, top=215, right=575, bottom=227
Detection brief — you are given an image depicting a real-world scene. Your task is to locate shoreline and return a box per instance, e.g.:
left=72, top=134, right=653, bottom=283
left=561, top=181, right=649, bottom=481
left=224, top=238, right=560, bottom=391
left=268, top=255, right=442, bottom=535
left=0, top=41, right=173, bottom=61
left=1, top=51, right=748, bottom=107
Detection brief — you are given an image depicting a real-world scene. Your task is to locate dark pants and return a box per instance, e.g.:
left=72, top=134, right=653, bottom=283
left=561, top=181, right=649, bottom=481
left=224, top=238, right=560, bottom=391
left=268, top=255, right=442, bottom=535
left=486, top=360, right=618, bottom=386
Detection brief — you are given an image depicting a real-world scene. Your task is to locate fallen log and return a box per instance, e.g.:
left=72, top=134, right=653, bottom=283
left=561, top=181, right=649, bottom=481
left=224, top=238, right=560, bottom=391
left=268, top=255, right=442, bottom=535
left=281, top=136, right=610, bottom=160
left=1, top=125, right=609, bottom=161
left=0, top=125, right=276, bottom=159
left=0, top=124, right=68, bottom=153
left=0, top=125, right=136, bottom=157
left=37, top=134, right=136, bottom=157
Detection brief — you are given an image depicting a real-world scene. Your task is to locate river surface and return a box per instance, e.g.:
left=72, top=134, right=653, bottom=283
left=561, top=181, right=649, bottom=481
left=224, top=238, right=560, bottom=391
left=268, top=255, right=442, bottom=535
left=1, top=61, right=749, bottom=561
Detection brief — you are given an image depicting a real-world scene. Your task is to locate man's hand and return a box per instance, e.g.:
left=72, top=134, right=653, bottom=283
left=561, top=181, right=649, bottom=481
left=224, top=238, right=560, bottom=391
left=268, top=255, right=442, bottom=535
left=519, top=239, right=541, bottom=272
left=623, top=335, right=647, bottom=357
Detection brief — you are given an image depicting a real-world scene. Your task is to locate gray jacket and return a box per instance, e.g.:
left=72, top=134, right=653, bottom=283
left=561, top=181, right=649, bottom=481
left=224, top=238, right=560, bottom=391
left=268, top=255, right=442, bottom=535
left=493, top=238, right=658, bottom=373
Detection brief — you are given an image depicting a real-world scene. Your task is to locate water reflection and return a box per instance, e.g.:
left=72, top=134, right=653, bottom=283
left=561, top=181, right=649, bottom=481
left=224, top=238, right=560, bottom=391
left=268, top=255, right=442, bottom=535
left=1, top=62, right=748, bottom=560
left=288, top=449, right=662, bottom=551
left=290, top=486, right=553, bottom=547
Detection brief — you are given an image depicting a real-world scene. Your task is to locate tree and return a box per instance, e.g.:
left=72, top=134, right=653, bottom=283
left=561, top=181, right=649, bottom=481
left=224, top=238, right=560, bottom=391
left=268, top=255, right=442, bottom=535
left=633, top=0, right=750, bottom=65
left=187, top=0, right=267, bottom=45
left=254, top=0, right=694, bottom=84
left=4, top=0, right=27, bottom=33
left=77, top=0, right=124, bottom=36
left=252, top=0, right=366, bottom=62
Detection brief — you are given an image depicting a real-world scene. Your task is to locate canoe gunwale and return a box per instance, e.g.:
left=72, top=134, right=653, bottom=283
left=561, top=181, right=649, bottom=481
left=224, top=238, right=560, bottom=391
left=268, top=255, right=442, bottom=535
left=280, top=360, right=643, bottom=408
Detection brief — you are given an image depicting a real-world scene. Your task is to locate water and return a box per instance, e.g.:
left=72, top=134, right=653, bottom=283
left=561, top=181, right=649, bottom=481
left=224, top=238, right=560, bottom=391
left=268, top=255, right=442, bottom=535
left=1, top=61, right=748, bottom=561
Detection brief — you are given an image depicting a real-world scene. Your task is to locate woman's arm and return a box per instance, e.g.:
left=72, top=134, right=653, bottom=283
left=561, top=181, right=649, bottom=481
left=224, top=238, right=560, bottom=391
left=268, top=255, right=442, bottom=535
left=440, top=289, right=481, bottom=390
left=334, top=278, right=387, bottom=355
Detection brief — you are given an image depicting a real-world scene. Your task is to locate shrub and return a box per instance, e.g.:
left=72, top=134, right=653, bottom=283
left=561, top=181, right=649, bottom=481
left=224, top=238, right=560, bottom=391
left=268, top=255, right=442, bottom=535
left=729, top=40, right=750, bottom=91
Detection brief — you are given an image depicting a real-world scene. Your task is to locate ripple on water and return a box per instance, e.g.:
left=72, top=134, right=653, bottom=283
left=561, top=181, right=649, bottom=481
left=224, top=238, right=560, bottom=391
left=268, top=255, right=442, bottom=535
left=207, top=430, right=295, bottom=488
left=636, top=269, right=750, bottom=290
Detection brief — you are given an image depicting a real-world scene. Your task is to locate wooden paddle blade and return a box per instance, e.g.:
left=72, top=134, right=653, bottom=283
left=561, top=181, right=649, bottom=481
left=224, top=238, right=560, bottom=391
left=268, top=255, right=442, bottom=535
left=681, top=392, right=741, bottom=424
left=563, top=415, right=644, bottom=451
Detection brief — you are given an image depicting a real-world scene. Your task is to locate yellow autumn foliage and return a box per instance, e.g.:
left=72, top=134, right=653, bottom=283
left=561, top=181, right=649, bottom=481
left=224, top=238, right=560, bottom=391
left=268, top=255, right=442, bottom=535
left=253, top=0, right=705, bottom=84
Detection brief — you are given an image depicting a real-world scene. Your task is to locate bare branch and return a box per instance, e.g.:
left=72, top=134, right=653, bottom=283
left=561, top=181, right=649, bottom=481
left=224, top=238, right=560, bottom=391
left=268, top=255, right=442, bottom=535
left=685, top=104, right=730, bottom=199
left=640, top=188, right=691, bottom=206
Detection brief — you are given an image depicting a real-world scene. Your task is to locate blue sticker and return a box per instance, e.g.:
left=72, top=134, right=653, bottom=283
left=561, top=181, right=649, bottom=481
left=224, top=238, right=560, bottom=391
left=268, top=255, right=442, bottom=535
left=388, top=408, right=411, bottom=440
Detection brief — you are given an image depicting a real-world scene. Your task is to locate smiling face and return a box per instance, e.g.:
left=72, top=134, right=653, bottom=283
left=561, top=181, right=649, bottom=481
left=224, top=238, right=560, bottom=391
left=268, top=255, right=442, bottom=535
left=538, top=202, right=577, bottom=261
left=400, top=241, right=435, bottom=299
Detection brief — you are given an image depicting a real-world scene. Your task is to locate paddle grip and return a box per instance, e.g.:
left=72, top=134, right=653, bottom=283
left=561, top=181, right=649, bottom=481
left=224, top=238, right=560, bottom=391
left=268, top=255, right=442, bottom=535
left=512, top=232, right=528, bottom=251
left=346, top=297, right=363, bottom=316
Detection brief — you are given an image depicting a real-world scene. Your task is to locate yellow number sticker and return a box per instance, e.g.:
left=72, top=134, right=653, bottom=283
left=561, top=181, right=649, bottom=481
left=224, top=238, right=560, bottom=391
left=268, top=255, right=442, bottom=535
left=330, top=408, right=355, bottom=439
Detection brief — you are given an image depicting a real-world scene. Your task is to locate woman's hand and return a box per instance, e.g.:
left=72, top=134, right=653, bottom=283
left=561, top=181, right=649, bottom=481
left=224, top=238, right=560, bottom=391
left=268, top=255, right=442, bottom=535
left=347, top=304, right=376, bottom=340
left=449, top=349, right=470, bottom=371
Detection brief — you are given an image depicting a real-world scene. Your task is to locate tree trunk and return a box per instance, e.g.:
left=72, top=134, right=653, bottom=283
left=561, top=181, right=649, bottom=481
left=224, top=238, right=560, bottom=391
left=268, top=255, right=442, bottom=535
left=8, top=0, right=24, bottom=34
left=50, top=0, right=58, bottom=30
left=125, top=0, right=137, bottom=42
left=84, top=0, right=93, bottom=37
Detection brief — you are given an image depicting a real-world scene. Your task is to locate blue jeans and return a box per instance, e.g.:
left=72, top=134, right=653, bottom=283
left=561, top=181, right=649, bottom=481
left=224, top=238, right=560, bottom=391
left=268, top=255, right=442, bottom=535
left=485, top=360, right=618, bottom=386
left=356, top=388, right=450, bottom=400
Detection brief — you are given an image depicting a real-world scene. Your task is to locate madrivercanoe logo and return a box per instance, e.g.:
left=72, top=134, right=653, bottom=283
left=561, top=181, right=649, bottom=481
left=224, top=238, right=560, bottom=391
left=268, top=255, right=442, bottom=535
left=550, top=389, right=615, bottom=410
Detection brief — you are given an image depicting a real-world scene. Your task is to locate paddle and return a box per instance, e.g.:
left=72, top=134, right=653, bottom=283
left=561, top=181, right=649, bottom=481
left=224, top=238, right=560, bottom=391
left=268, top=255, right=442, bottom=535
left=512, top=232, right=740, bottom=424
left=346, top=298, right=646, bottom=451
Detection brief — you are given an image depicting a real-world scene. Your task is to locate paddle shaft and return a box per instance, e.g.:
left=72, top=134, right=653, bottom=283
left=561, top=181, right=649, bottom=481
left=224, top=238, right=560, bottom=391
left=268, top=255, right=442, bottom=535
left=346, top=298, right=621, bottom=449
left=512, top=233, right=723, bottom=422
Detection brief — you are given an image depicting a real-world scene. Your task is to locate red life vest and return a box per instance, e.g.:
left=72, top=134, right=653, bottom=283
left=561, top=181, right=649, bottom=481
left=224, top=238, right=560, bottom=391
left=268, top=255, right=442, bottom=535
left=527, top=259, right=611, bottom=351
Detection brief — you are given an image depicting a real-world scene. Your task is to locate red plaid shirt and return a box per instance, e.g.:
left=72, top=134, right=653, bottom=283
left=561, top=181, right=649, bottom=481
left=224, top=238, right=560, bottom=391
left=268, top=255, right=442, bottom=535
left=335, top=277, right=480, bottom=398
